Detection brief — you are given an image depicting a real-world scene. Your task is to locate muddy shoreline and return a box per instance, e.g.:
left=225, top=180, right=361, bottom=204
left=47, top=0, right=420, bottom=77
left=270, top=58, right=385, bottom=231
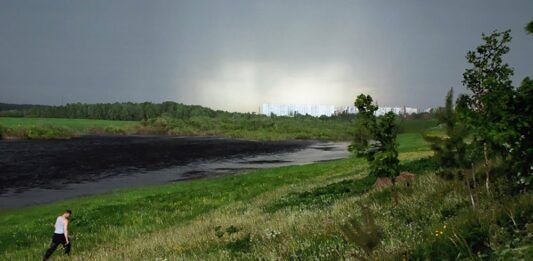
left=0, top=135, right=310, bottom=194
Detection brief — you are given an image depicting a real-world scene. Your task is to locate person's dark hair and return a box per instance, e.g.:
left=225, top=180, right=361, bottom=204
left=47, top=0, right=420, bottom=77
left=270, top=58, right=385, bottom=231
left=65, top=209, right=72, bottom=215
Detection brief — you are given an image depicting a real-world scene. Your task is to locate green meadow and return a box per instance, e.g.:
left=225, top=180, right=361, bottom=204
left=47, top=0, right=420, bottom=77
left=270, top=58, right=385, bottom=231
left=1, top=129, right=529, bottom=260
left=0, top=116, right=436, bottom=141
left=0, top=117, right=138, bottom=132
left=0, top=117, right=138, bottom=139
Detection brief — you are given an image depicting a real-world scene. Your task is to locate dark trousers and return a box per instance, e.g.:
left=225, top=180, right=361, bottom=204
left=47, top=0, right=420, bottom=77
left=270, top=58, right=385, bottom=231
left=43, top=233, right=71, bottom=260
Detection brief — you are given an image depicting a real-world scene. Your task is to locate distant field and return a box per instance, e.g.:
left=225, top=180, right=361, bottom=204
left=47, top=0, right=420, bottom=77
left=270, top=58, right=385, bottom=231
left=0, top=116, right=439, bottom=141
left=397, top=132, right=430, bottom=153
left=0, top=117, right=138, bottom=133
left=398, top=118, right=438, bottom=133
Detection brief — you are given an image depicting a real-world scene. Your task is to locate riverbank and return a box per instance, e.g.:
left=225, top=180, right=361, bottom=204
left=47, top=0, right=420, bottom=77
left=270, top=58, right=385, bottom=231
left=1, top=132, right=531, bottom=260
left=0, top=135, right=310, bottom=195
left=0, top=133, right=418, bottom=258
left=0, top=117, right=137, bottom=139
left=0, top=116, right=437, bottom=141
left=0, top=137, right=349, bottom=208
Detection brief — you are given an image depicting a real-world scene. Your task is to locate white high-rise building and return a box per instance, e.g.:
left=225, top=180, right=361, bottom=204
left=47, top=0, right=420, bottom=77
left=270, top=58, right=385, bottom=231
left=336, top=106, right=358, bottom=114
left=260, top=104, right=419, bottom=117
left=375, top=107, right=402, bottom=116
left=403, top=107, right=419, bottom=114
left=260, top=104, right=336, bottom=117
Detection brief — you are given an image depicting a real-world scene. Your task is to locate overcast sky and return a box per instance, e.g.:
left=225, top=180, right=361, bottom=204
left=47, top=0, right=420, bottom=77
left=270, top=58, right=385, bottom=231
left=1, top=0, right=532, bottom=112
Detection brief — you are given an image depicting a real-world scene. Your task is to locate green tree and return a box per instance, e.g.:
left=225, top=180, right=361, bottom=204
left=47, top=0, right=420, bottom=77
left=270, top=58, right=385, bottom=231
left=370, top=112, right=400, bottom=180
left=349, top=94, right=378, bottom=159
left=350, top=94, right=400, bottom=202
left=508, top=78, right=533, bottom=189
left=460, top=30, right=515, bottom=192
left=424, top=88, right=467, bottom=177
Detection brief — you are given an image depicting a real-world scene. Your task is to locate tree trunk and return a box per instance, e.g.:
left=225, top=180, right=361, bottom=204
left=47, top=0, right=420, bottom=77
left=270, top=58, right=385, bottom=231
left=484, top=142, right=490, bottom=194
left=392, top=181, right=399, bottom=207
left=466, top=164, right=476, bottom=209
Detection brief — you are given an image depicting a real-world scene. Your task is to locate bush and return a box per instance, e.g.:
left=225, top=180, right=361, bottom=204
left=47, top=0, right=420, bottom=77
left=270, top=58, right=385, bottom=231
left=24, top=125, right=75, bottom=139
left=399, top=157, right=439, bottom=175
left=341, top=204, right=384, bottom=259
left=2, top=124, right=75, bottom=139
left=408, top=193, right=533, bottom=260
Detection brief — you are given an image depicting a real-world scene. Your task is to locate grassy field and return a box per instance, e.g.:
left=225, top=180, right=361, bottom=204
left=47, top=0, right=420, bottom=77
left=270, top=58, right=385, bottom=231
left=1, top=131, right=531, bottom=260
left=0, top=117, right=139, bottom=139
left=0, top=116, right=437, bottom=141
left=0, top=117, right=138, bottom=132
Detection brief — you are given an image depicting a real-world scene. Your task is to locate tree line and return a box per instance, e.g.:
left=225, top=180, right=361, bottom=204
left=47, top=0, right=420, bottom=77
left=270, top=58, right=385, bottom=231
left=0, top=100, right=365, bottom=122
left=2, top=102, right=221, bottom=121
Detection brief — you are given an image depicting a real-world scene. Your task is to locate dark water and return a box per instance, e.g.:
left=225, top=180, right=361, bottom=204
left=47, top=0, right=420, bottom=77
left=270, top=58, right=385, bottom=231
left=0, top=135, right=349, bottom=209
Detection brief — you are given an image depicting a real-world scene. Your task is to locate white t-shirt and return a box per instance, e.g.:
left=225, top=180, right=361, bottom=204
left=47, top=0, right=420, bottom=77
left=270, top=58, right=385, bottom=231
left=54, top=216, right=65, bottom=234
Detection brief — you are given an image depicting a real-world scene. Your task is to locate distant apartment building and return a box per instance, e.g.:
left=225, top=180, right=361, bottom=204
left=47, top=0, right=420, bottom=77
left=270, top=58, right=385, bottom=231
left=259, top=104, right=336, bottom=117
left=403, top=106, right=419, bottom=114
left=336, top=105, right=418, bottom=116
left=336, top=106, right=359, bottom=115
left=260, top=104, right=418, bottom=117
left=375, top=107, right=401, bottom=116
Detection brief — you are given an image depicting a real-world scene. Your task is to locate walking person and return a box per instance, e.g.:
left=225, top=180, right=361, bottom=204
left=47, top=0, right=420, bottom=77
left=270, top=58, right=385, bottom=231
left=43, top=209, right=72, bottom=260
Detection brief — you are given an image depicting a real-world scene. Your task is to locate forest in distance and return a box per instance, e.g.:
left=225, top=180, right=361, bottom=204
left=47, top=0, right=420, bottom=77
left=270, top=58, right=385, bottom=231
left=0, top=101, right=435, bottom=141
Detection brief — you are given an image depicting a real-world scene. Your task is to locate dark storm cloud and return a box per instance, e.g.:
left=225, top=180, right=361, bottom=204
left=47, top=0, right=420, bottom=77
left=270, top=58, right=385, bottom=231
left=1, top=0, right=532, bottom=112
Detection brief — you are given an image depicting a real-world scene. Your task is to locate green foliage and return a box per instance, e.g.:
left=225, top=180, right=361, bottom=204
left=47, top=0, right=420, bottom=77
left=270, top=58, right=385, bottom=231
left=0, top=117, right=138, bottom=139
left=140, top=114, right=356, bottom=141
left=370, top=112, right=400, bottom=179
left=526, top=20, right=533, bottom=34
left=225, top=233, right=252, bottom=253
left=460, top=30, right=515, bottom=156
left=340, top=204, right=383, bottom=260
left=370, top=149, right=399, bottom=179
left=350, top=94, right=400, bottom=180
left=0, top=117, right=137, bottom=132
left=424, top=88, right=468, bottom=177
left=214, top=225, right=241, bottom=238
left=409, top=193, right=533, bottom=260
left=399, top=157, right=439, bottom=175
left=509, top=77, right=533, bottom=187
left=459, top=30, right=532, bottom=189
left=264, top=175, right=376, bottom=212
left=396, top=118, right=437, bottom=133
left=349, top=94, right=378, bottom=156
left=1, top=124, right=75, bottom=139
left=214, top=225, right=252, bottom=253
left=13, top=101, right=219, bottom=121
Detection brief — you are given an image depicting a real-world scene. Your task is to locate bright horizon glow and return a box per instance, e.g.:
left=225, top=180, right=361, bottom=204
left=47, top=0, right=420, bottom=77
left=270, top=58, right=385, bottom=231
left=0, top=0, right=532, bottom=112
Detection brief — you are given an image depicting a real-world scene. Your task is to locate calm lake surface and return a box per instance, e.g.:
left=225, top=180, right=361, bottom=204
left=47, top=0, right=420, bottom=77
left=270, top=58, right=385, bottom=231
left=0, top=135, right=349, bottom=209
